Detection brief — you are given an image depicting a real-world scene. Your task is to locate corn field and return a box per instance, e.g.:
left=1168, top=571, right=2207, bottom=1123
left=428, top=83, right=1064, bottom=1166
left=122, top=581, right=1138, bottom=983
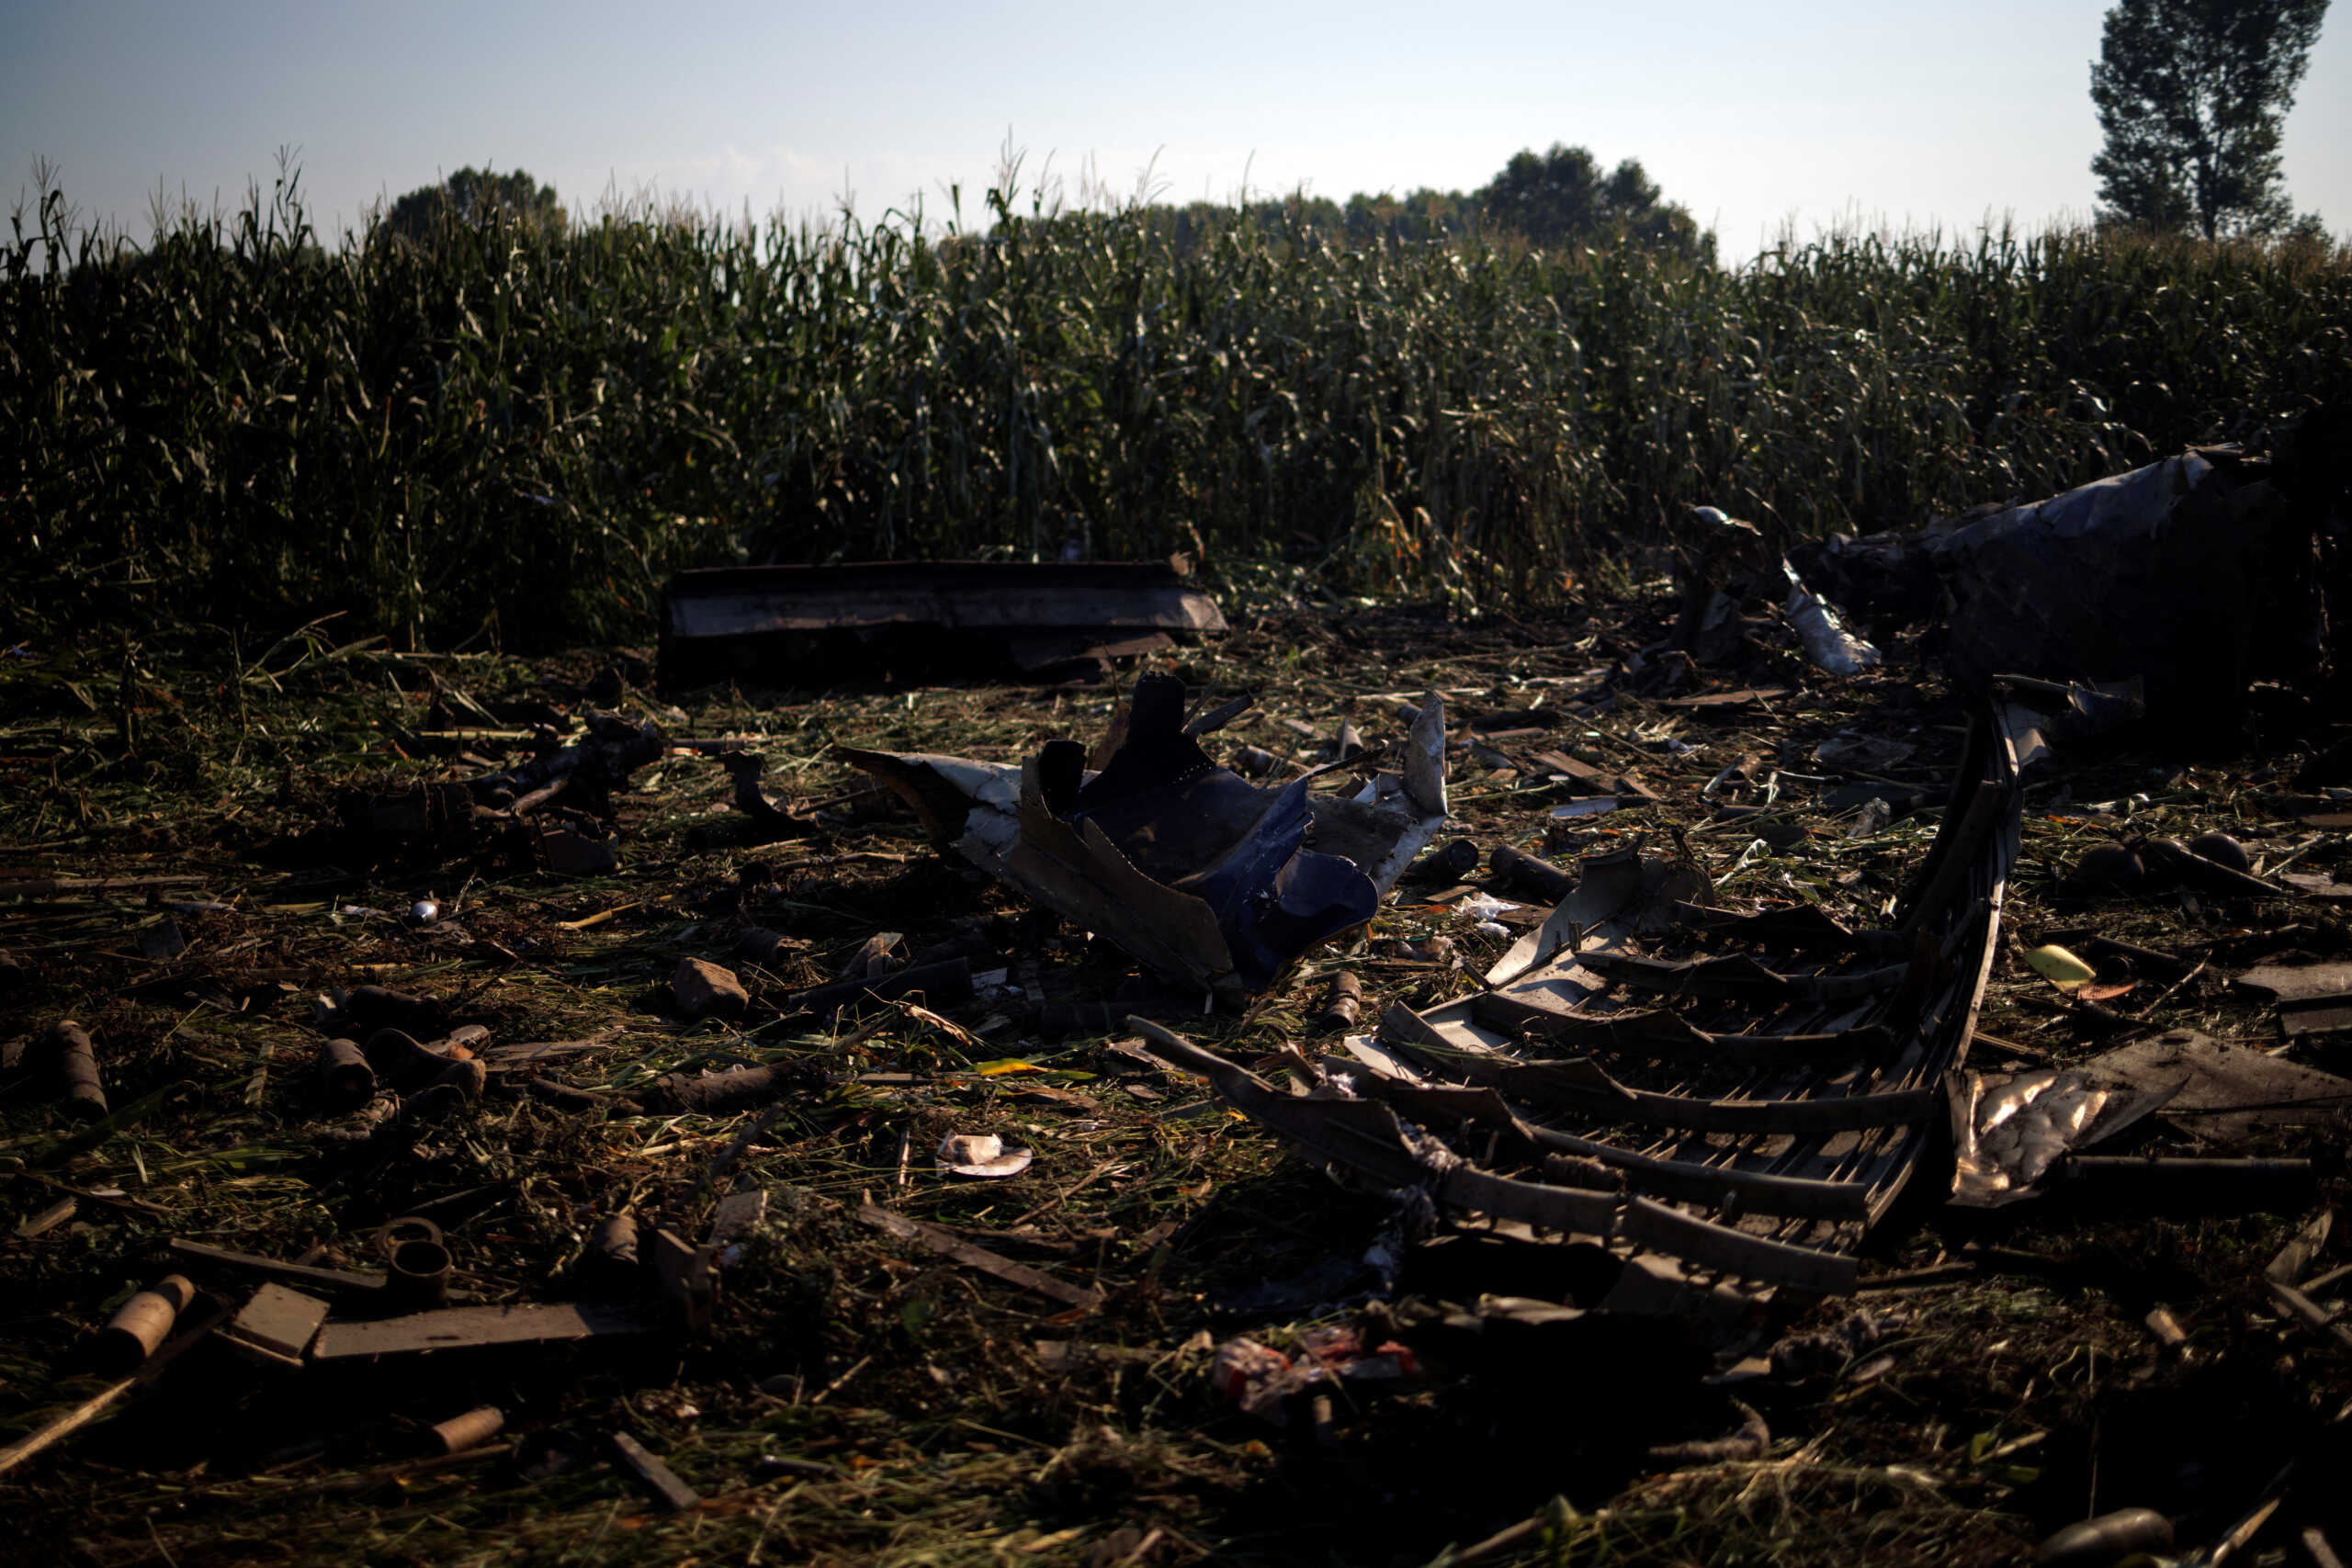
left=4, top=169, right=2346, bottom=649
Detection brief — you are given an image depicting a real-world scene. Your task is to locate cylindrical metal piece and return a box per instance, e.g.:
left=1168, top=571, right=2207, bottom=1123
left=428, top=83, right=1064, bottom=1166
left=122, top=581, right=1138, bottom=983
left=1311, top=971, right=1363, bottom=1032
left=582, top=1210, right=640, bottom=1294
left=382, top=1217, right=451, bottom=1308
left=381, top=1214, right=443, bottom=1252
left=1413, top=839, right=1482, bottom=882
left=334, top=986, right=450, bottom=1037
left=736, top=927, right=791, bottom=964
left=51, top=1021, right=107, bottom=1121
left=388, top=1238, right=452, bottom=1306
left=788, top=956, right=973, bottom=1021
left=910, top=929, right=998, bottom=966
left=431, top=1404, right=504, bottom=1455
left=1230, top=744, right=1281, bottom=778
left=315, top=1037, right=376, bottom=1108
left=95, top=1275, right=196, bottom=1371
left=364, top=1028, right=452, bottom=1089
left=586, top=1210, right=639, bottom=1268
left=2032, top=1507, right=2173, bottom=1565
left=1489, top=843, right=1577, bottom=903
left=433, top=1055, right=487, bottom=1100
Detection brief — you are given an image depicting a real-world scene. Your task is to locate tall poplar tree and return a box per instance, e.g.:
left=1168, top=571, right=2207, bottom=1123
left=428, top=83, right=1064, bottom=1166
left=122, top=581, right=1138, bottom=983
left=2090, top=0, right=2329, bottom=239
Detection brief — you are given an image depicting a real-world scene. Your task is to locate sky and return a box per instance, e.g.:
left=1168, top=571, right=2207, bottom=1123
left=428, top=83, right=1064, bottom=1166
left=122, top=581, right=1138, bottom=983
left=3, top=0, right=2347, bottom=262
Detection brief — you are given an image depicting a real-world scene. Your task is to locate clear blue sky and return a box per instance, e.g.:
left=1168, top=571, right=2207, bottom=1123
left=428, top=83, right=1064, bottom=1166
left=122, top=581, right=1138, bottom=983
left=4, top=0, right=2346, bottom=260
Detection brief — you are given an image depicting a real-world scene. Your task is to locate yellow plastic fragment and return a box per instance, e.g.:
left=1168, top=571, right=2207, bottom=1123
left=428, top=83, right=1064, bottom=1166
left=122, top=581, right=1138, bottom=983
left=2026, top=944, right=2097, bottom=992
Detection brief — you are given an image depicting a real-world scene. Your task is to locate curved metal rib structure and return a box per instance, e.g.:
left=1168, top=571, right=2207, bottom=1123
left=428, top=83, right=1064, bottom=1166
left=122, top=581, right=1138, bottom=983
left=1147, top=705, right=2022, bottom=1296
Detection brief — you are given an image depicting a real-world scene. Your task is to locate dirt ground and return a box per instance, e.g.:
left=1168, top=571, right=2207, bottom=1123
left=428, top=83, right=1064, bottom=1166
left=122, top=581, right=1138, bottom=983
left=5, top=586, right=2350, bottom=1568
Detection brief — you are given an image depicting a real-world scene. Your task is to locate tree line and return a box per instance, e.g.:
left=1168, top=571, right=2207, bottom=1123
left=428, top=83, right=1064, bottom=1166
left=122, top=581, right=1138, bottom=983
left=386, top=145, right=1714, bottom=262
left=378, top=1, right=2336, bottom=265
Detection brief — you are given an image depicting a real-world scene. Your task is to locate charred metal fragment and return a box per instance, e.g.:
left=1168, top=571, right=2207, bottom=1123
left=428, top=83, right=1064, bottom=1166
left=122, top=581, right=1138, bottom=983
left=658, top=558, right=1225, bottom=687
left=1313, top=970, right=1363, bottom=1032
left=1154, top=704, right=2021, bottom=1294
left=313, top=1038, right=375, bottom=1108
left=94, top=1276, right=197, bottom=1372
left=1792, top=433, right=2334, bottom=731
left=309, top=1303, right=654, bottom=1360
left=316, top=986, right=451, bottom=1039
left=609, top=1430, right=702, bottom=1511
left=842, top=672, right=1449, bottom=997
left=46, top=1021, right=107, bottom=1121
left=640, top=1058, right=820, bottom=1117
left=785, top=955, right=974, bottom=1020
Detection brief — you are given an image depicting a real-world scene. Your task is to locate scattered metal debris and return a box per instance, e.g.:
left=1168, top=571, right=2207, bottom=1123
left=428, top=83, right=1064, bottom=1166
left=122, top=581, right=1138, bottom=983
left=1955, top=1028, right=2350, bottom=1204
left=936, top=1132, right=1034, bottom=1178
left=220, top=1281, right=332, bottom=1367
left=1672, top=506, right=1880, bottom=677
left=46, top=1020, right=107, bottom=1120
left=609, top=1429, right=701, bottom=1512
left=1136, top=704, right=2023, bottom=1293
left=1794, top=435, right=2330, bottom=728
left=2033, top=1507, right=2174, bottom=1565
left=854, top=1199, right=1102, bottom=1309
left=844, top=671, right=1449, bottom=998
left=25, top=547, right=2352, bottom=1559
left=93, top=1274, right=196, bottom=1371
left=310, top=1303, right=656, bottom=1361
left=658, top=558, right=1226, bottom=687
left=2078, top=1029, right=2352, bottom=1143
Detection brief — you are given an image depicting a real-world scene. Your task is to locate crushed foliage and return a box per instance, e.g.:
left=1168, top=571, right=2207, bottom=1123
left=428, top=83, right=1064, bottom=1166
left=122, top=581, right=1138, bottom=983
left=6, top=589, right=2352, bottom=1567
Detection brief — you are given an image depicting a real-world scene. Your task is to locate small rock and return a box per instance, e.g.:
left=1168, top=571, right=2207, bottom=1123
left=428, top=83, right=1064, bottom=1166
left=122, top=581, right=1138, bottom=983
left=673, top=958, right=749, bottom=1021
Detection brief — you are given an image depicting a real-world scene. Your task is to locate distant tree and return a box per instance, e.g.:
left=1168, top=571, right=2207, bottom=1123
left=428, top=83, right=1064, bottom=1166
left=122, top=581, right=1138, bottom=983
left=382, top=166, right=566, bottom=244
left=1125, top=148, right=1709, bottom=261
left=2090, top=0, right=2330, bottom=239
left=1342, top=187, right=1475, bottom=245
left=1473, top=144, right=1713, bottom=262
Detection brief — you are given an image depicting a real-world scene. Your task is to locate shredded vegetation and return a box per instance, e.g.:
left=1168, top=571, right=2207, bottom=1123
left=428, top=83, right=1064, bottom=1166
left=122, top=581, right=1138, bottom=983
left=5, top=588, right=2351, bottom=1566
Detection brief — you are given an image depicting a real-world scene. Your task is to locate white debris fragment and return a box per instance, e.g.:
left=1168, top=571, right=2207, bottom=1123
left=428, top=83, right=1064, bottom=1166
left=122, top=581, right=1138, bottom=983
left=1781, top=561, right=1881, bottom=677
left=1453, top=893, right=1524, bottom=922
left=935, top=1133, right=1034, bottom=1179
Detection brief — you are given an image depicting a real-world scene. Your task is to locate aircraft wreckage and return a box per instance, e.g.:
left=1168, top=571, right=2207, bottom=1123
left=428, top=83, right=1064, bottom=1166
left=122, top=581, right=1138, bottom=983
left=842, top=660, right=2024, bottom=1298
